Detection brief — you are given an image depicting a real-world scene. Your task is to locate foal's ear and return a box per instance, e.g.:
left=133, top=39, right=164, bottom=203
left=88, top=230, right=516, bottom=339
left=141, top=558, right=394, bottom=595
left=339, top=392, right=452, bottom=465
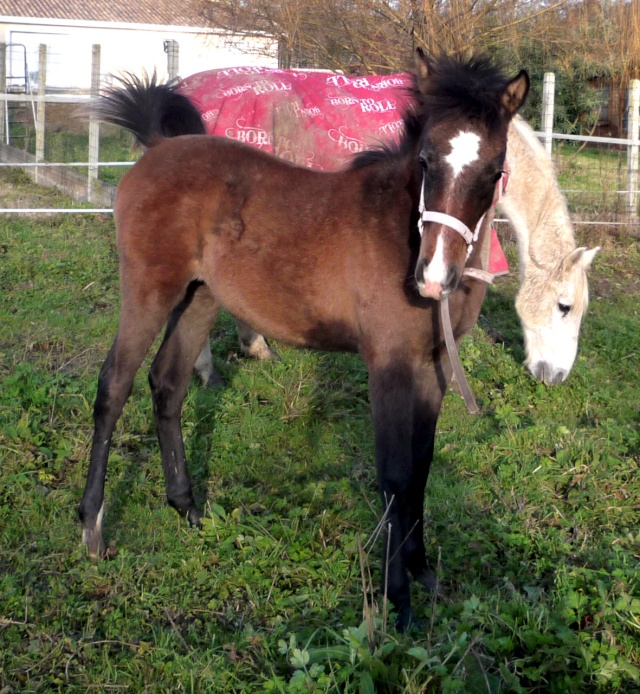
left=414, top=48, right=433, bottom=89
left=501, top=70, right=530, bottom=116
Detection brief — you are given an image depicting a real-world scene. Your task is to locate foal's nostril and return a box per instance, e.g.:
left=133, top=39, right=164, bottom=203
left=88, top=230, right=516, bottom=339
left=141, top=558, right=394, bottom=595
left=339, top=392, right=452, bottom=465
left=552, top=370, right=567, bottom=385
left=442, top=265, right=461, bottom=295
left=414, top=257, right=430, bottom=286
left=531, top=361, right=546, bottom=383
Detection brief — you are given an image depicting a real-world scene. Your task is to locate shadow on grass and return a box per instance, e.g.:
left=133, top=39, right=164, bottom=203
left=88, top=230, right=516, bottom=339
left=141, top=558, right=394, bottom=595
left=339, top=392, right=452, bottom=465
left=99, top=293, right=543, bottom=601
left=479, top=280, right=526, bottom=364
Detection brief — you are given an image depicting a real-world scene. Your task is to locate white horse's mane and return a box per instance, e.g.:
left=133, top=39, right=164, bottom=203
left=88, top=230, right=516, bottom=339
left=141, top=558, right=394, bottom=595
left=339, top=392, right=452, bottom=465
left=501, top=116, right=575, bottom=275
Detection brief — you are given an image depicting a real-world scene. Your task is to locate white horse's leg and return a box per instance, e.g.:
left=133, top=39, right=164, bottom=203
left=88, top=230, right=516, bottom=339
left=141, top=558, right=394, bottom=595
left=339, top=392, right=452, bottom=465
left=236, top=320, right=278, bottom=361
left=194, top=320, right=277, bottom=388
left=194, top=339, right=223, bottom=387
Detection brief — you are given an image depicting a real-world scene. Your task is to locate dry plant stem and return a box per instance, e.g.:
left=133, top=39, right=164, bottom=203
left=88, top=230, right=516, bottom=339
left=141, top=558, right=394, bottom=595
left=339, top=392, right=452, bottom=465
left=427, top=546, right=442, bottom=652
left=383, top=521, right=391, bottom=638
left=357, top=535, right=377, bottom=653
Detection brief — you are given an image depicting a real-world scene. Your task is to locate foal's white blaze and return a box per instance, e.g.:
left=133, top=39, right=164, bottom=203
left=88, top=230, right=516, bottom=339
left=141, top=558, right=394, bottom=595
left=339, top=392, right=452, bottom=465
left=419, top=131, right=481, bottom=297
left=445, top=131, right=481, bottom=178
left=421, top=233, right=448, bottom=295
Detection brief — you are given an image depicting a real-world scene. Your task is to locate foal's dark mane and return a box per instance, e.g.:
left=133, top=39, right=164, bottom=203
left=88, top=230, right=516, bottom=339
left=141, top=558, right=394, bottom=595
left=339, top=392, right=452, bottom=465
left=350, top=54, right=512, bottom=170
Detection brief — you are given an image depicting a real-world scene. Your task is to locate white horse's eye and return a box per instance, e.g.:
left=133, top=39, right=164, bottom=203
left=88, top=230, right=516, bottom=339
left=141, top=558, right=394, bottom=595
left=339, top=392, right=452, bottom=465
left=558, top=303, right=571, bottom=317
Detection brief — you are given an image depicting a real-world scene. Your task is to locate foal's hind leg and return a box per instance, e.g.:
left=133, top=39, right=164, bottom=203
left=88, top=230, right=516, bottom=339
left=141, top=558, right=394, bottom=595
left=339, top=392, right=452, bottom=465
left=79, top=300, right=168, bottom=557
left=149, top=283, right=220, bottom=526
left=194, top=338, right=224, bottom=388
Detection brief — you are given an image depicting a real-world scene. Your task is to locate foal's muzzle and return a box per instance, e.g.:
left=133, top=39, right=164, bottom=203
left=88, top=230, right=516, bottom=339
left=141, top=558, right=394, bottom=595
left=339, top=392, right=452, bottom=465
left=416, top=201, right=478, bottom=300
left=415, top=259, right=461, bottom=299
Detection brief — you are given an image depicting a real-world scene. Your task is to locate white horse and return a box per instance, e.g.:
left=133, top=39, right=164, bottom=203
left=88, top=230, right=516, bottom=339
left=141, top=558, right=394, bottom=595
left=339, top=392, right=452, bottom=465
left=502, top=117, right=599, bottom=384
left=192, top=116, right=599, bottom=388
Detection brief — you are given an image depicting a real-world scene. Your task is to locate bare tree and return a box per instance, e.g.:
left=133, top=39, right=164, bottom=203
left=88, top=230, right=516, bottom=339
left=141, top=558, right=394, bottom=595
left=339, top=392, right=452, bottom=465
left=197, top=0, right=572, bottom=73
left=197, top=0, right=639, bottom=77
left=196, top=0, right=639, bottom=133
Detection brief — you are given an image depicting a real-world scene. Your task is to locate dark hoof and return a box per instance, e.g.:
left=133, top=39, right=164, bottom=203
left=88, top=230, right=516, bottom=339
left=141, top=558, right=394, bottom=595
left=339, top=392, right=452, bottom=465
left=394, top=604, right=423, bottom=633
left=204, top=372, right=225, bottom=389
left=186, top=507, right=203, bottom=528
left=413, top=568, right=439, bottom=593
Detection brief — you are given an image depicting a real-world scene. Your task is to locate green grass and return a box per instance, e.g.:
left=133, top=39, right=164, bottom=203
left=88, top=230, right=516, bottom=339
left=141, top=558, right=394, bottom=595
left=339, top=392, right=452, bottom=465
left=1, top=170, right=639, bottom=692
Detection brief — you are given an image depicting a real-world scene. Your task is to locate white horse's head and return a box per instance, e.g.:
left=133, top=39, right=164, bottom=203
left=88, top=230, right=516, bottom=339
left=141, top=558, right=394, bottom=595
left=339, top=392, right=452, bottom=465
left=516, top=246, right=599, bottom=385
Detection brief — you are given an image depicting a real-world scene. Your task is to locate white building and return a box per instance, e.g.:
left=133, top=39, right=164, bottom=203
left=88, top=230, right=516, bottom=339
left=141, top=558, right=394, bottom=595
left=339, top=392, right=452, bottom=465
left=0, top=0, right=277, bottom=90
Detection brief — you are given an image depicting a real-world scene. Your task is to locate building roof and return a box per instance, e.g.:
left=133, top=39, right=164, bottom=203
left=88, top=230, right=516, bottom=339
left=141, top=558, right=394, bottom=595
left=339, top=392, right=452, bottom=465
left=0, top=0, right=208, bottom=27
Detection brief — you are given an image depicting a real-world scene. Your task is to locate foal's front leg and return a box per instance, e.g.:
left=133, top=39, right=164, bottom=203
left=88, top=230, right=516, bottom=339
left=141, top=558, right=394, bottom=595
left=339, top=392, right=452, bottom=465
left=368, top=362, right=420, bottom=630
left=403, top=361, right=450, bottom=591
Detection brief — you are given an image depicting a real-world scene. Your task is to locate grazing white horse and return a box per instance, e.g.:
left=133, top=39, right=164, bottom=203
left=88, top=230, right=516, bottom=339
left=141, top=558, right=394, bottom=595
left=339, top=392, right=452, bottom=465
left=193, top=116, right=599, bottom=388
left=502, top=117, right=599, bottom=385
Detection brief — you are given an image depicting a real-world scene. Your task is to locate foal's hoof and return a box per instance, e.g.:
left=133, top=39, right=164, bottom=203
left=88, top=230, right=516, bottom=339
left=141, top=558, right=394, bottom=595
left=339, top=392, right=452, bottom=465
left=395, top=605, right=423, bottom=633
left=240, top=336, right=279, bottom=362
left=413, top=568, right=439, bottom=594
left=186, top=507, right=203, bottom=529
left=194, top=364, right=225, bottom=389
left=82, top=526, right=106, bottom=559
left=203, top=371, right=225, bottom=390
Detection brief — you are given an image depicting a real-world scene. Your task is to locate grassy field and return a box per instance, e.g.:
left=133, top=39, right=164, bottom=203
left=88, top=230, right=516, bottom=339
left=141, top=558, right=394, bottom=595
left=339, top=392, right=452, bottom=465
left=1, top=169, right=639, bottom=692
left=553, top=142, right=633, bottom=220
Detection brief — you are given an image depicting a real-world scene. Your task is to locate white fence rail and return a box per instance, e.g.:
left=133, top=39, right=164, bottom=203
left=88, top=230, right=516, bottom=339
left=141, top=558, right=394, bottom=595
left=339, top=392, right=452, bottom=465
left=0, top=41, right=639, bottom=233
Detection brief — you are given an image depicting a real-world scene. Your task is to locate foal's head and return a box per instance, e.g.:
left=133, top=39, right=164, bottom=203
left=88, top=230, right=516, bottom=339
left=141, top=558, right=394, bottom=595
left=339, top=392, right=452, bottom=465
left=412, top=52, right=529, bottom=299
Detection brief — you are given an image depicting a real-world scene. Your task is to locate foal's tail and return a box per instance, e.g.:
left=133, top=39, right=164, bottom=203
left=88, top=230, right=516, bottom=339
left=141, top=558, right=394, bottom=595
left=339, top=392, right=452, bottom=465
left=88, top=72, right=206, bottom=148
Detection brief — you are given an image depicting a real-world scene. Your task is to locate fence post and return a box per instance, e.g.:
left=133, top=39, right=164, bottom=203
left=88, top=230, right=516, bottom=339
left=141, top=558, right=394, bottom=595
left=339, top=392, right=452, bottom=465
left=542, top=72, right=555, bottom=157
left=88, top=44, right=101, bottom=202
left=627, top=79, right=640, bottom=226
left=35, top=44, right=47, bottom=184
left=0, top=43, right=6, bottom=144
left=164, top=40, right=179, bottom=82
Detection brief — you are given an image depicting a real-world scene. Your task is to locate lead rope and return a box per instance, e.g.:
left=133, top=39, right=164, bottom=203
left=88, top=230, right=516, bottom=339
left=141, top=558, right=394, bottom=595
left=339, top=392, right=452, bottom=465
left=426, top=166, right=509, bottom=414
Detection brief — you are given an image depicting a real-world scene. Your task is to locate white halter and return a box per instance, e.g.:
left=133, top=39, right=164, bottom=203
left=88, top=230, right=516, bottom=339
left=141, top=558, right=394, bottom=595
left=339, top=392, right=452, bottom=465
left=415, top=167, right=509, bottom=414
left=417, top=170, right=507, bottom=258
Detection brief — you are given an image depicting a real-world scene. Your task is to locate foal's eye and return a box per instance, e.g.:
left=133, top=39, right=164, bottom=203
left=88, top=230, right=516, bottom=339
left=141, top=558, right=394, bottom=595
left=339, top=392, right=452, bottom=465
left=558, top=303, right=571, bottom=317
left=419, top=154, right=428, bottom=170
